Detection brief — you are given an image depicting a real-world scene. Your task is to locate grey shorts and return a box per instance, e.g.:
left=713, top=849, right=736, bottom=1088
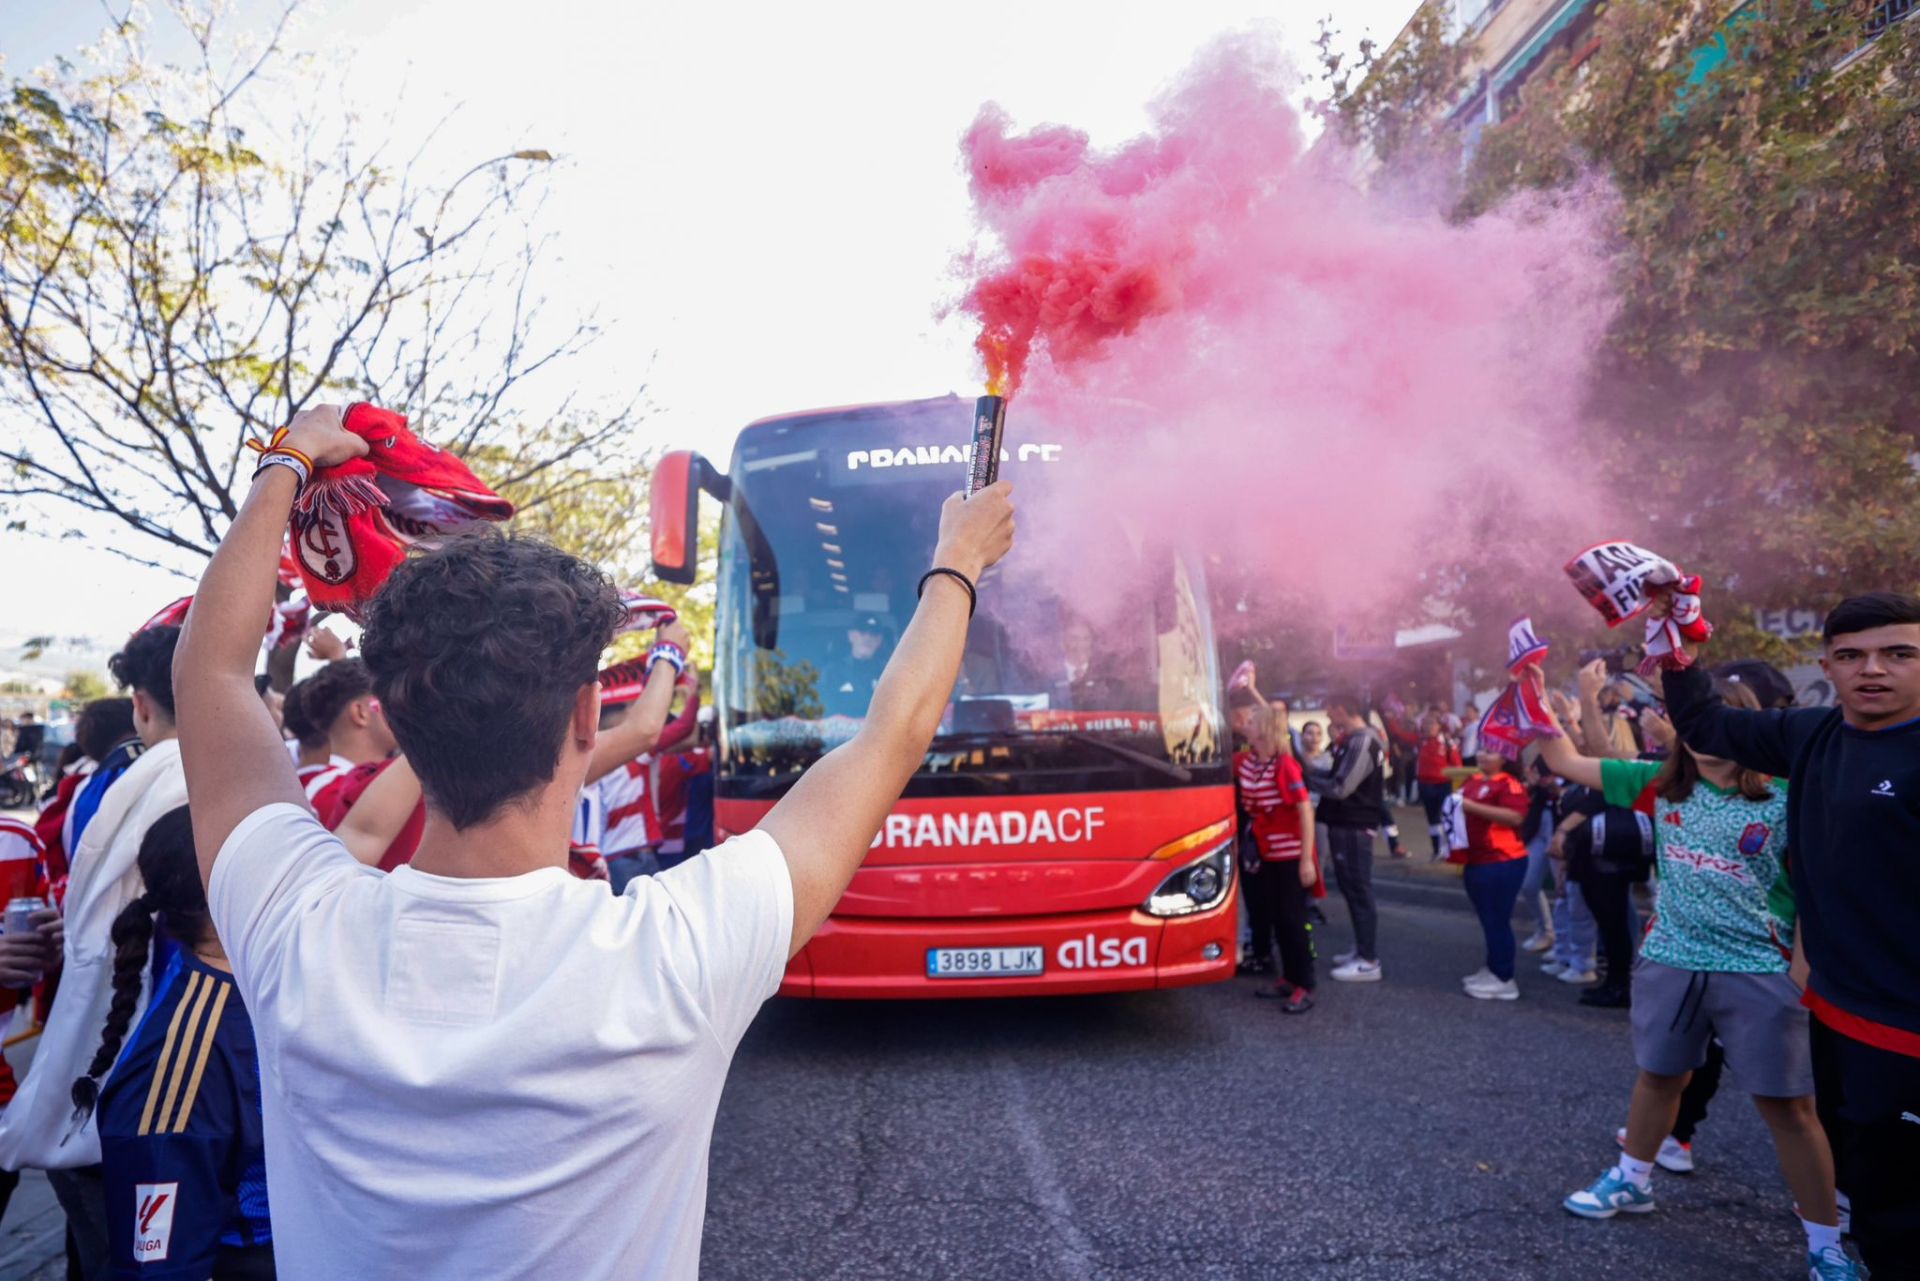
left=1630, top=959, right=1813, bottom=1098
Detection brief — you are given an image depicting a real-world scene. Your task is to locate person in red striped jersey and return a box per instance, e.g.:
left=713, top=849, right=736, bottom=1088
left=1234, top=705, right=1319, bottom=1013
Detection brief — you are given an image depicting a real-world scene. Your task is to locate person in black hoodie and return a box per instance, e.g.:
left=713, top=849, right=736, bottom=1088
left=1309, top=692, right=1387, bottom=983
left=1663, top=592, right=1920, bottom=1278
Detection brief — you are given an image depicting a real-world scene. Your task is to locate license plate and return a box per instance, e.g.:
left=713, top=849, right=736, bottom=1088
left=926, top=946, right=1044, bottom=979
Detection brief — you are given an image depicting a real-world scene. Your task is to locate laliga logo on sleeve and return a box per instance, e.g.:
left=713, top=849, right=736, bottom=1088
left=1056, top=934, right=1148, bottom=969
left=134, top=1183, right=178, bottom=1263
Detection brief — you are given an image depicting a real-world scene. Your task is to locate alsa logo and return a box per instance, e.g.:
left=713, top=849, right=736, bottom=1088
left=872, top=807, right=1106, bottom=850
left=1057, top=934, right=1148, bottom=969
left=134, top=1183, right=177, bottom=1264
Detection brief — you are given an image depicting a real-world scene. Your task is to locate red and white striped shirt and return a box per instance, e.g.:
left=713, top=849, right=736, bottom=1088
left=598, top=758, right=661, bottom=856
left=1234, top=750, right=1311, bottom=861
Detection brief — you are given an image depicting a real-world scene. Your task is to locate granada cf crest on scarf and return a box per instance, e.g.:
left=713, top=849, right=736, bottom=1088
left=288, top=404, right=514, bottom=619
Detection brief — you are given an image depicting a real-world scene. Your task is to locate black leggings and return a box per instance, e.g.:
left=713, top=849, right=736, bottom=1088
left=1574, top=865, right=1636, bottom=991
left=1672, top=1037, right=1726, bottom=1144
left=1245, top=859, right=1315, bottom=991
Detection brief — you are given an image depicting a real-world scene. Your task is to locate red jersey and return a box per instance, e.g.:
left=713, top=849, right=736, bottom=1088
left=0, top=819, right=53, bottom=1104
left=1460, top=773, right=1528, bottom=863
left=1234, top=750, right=1311, bottom=861
left=1416, top=738, right=1461, bottom=785
left=33, top=767, right=90, bottom=887
left=312, top=759, right=425, bottom=871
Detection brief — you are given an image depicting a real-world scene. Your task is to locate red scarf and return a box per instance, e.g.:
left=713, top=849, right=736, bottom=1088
left=290, top=404, right=513, bottom=619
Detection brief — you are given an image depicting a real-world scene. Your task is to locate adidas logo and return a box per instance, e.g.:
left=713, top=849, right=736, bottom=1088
left=1872, top=779, right=1898, bottom=797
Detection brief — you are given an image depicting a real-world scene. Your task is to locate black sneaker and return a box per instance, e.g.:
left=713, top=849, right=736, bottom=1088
left=1236, top=957, right=1275, bottom=977
left=1280, top=987, right=1315, bottom=1014
left=1579, top=985, right=1631, bottom=1009
left=1254, top=981, right=1297, bottom=1000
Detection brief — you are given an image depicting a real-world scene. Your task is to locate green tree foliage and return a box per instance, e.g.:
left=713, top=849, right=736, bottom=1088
left=0, top=3, right=653, bottom=581
left=1327, top=1, right=1920, bottom=663
left=63, top=670, right=110, bottom=702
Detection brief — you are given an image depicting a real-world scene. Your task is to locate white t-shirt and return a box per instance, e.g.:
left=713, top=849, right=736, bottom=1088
left=208, top=803, right=794, bottom=1280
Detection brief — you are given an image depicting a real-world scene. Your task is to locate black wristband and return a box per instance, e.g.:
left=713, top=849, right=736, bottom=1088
left=918, top=567, right=977, bottom=618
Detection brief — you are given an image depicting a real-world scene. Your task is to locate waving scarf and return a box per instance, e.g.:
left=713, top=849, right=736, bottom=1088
left=614, top=590, right=678, bottom=637
left=1564, top=541, right=1713, bottom=675
left=289, top=403, right=513, bottom=619
left=1475, top=616, right=1560, bottom=761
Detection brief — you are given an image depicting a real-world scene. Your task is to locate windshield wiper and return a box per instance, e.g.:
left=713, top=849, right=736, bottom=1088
left=927, top=729, right=1193, bottom=784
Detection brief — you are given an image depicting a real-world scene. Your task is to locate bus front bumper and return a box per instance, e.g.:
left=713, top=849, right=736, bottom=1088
left=778, top=893, right=1238, bottom=999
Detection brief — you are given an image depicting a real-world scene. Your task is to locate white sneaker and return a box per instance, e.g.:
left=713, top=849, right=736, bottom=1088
left=1466, top=976, right=1520, bottom=1000
left=1614, top=1128, right=1695, bottom=1173
left=1330, top=959, right=1382, bottom=983
left=1462, top=967, right=1494, bottom=987
left=1540, top=959, right=1567, bottom=976
left=1557, top=967, right=1599, bottom=984
left=1332, top=948, right=1359, bottom=967
left=1521, top=931, right=1554, bottom=953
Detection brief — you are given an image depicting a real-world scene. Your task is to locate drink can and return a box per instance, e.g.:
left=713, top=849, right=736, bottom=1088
left=4, top=896, right=48, bottom=936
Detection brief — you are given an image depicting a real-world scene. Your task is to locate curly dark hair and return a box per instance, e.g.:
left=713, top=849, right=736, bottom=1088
left=285, top=659, right=374, bottom=749
left=75, top=698, right=135, bottom=761
left=360, top=532, right=625, bottom=830
left=71, top=805, right=212, bottom=1119
left=107, top=625, right=180, bottom=718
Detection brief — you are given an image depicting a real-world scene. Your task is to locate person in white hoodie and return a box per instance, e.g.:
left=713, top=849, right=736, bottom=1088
left=0, top=622, right=188, bottom=1281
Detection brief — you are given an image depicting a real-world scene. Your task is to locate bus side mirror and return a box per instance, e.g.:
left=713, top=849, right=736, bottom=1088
left=650, top=452, right=701, bottom=585
left=651, top=451, right=730, bottom=585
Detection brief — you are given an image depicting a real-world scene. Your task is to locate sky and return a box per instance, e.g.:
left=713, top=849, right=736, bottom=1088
left=0, top=0, right=1421, bottom=681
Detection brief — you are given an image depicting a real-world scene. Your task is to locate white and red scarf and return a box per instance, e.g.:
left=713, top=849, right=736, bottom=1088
left=1564, top=541, right=1713, bottom=675
left=1475, top=616, right=1560, bottom=760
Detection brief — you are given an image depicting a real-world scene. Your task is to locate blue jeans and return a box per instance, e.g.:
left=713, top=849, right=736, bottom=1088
left=1519, top=829, right=1552, bottom=934
left=1463, top=858, right=1528, bottom=981
left=1552, top=879, right=1598, bottom=971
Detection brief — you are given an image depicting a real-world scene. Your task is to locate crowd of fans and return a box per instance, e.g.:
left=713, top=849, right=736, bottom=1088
left=0, top=598, right=713, bottom=1276
left=1227, top=595, right=1920, bottom=1280
left=0, top=398, right=1914, bottom=1279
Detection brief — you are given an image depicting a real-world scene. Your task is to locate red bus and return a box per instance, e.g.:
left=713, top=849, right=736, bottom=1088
left=650, top=395, right=1237, bottom=997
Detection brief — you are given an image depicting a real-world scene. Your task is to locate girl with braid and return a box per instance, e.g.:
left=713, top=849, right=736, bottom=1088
left=72, top=806, right=274, bottom=1280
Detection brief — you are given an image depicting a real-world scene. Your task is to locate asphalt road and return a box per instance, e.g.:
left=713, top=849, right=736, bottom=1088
left=703, top=894, right=1818, bottom=1281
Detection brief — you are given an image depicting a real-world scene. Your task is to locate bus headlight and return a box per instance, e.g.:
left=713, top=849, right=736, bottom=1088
left=1144, top=844, right=1234, bottom=918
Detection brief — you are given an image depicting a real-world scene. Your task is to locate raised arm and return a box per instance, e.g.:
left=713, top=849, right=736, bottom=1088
left=1575, top=660, right=1631, bottom=759
left=758, top=483, right=1014, bottom=957
left=175, top=406, right=369, bottom=886
left=1662, top=662, right=1799, bottom=777
left=334, top=758, right=422, bottom=866
left=585, top=631, right=692, bottom=784
left=1526, top=668, right=1607, bottom=791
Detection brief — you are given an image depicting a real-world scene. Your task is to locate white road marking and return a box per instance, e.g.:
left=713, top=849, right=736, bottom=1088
left=994, top=1054, right=1098, bottom=1281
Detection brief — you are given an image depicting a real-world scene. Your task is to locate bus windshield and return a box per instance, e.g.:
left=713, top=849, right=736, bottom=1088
left=713, top=398, right=1227, bottom=799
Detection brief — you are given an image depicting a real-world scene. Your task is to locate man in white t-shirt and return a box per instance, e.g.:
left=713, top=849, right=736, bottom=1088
left=172, top=403, right=1015, bottom=1280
